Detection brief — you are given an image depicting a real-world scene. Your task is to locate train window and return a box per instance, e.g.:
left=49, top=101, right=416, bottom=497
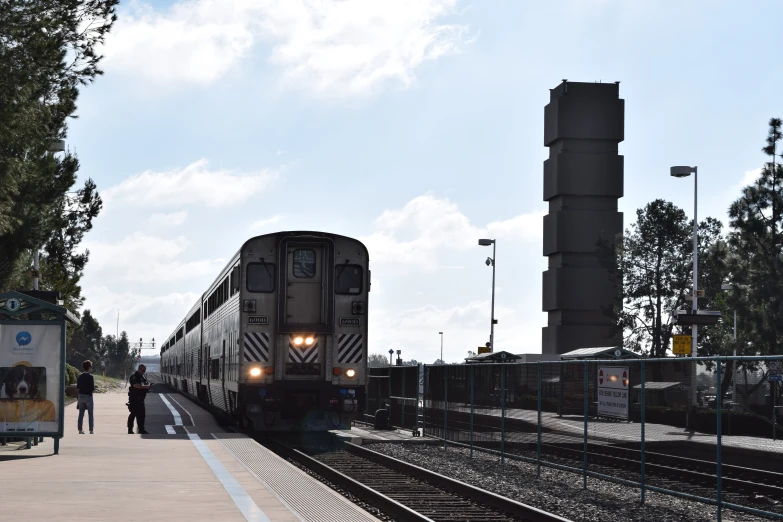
left=335, top=264, right=363, bottom=295
left=293, top=249, right=316, bottom=278
left=247, top=262, right=275, bottom=292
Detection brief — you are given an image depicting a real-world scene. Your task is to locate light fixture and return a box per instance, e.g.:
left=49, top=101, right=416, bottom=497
left=305, top=337, right=314, bottom=345
left=345, top=368, right=356, bottom=378
left=294, top=336, right=303, bottom=345
left=249, top=367, right=262, bottom=377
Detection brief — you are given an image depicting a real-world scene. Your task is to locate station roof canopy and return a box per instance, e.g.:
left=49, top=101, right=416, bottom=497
left=464, top=351, right=522, bottom=363
left=559, top=346, right=641, bottom=360
left=632, top=382, right=685, bottom=390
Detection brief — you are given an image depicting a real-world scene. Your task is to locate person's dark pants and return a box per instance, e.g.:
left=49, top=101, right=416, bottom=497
left=128, top=398, right=146, bottom=432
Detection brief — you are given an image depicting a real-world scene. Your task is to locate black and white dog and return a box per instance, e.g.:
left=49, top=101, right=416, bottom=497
left=0, top=365, right=44, bottom=400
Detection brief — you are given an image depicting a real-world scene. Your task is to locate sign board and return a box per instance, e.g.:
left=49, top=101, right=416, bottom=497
left=769, top=374, right=783, bottom=383
left=672, top=335, right=692, bottom=355
left=0, top=324, right=63, bottom=434
left=770, top=361, right=782, bottom=374
left=247, top=316, right=269, bottom=325
left=597, top=366, right=629, bottom=420
left=478, top=346, right=490, bottom=354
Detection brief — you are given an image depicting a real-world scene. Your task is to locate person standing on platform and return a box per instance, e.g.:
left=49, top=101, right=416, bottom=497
left=77, top=360, right=96, bottom=434
left=127, top=364, right=152, bottom=434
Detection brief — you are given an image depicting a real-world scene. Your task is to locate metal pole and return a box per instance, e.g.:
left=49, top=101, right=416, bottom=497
left=689, top=167, right=699, bottom=429
left=583, top=362, right=588, bottom=490
left=537, top=362, right=542, bottom=479
left=423, top=366, right=428, bottom=437
left=401, top=368, right=406, bottom=430
left=716, top=359, right=723, bottom=522
left=440, top=332, right=443, bottom=363
left=640, top=360, right=646, bottom=503
left=415, top=365, right=420, bottom=436
left=33, top=250, right=39, bottom=290
left=501, top=363, right=506, bottom=465
left=774, top=381, right=777, bottom=442
left=470, top=365, right=475, bottom=458
left=490, top=241, right=496, bottom=353
left=444, top=366, right=449, bottom=450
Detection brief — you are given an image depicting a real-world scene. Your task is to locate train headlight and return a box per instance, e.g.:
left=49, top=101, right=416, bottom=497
left=345, top=368, right=356, bottom=378
left=249, top=367, right=262, bottom=377
left=305, top=337, right=314, bottom=345
left=294, top=336, right=303, bottom=345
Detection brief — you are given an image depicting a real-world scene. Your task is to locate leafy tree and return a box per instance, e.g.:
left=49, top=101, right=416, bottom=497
left=66, top=309, right=105, bottom=367
left=727, top=118, right=783, bottom=357
left=603, top=200, right=726, bottom=358
left=105, top=331, right=138, bottom=378
left=368, top=353, right=389, bottom=367
left=0, top=0, right=117, bottom=297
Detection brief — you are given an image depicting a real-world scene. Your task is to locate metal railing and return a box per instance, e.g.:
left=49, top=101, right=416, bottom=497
left=365, top=356, right=783, bottom=522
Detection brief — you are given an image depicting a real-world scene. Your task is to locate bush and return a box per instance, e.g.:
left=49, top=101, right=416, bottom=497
left=65, top=363, right=79, bottom=387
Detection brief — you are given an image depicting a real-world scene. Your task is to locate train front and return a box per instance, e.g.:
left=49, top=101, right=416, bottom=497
left=238, top=232, right=368, bottom=431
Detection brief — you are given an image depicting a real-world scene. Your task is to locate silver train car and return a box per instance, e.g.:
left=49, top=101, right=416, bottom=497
left=160, top=231, right=369, bottom=431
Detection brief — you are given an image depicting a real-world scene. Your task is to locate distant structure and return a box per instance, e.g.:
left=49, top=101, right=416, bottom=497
left=541, top=80, right=624, bottom=355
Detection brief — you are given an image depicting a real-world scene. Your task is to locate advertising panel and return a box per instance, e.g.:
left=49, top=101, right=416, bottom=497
left=597, top=366, right=629, bottom=420
left=0, top=324, right=62, bottom=434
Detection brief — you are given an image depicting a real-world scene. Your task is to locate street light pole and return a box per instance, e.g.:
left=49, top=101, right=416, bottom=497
left=490, top=241, right=496, bottom=353
left=722, top=283, right=738, bottom=405
left=478, top=239, right=497, bottom=353
left=671, top=165, right=699, bottom=426
left=439, top=332, right=443, bottom=363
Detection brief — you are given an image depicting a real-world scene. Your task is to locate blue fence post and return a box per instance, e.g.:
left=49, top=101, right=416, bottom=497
left=423, top=366, right=428, bottom=437
left=583, top=361, right=588, bottom=490
left=716, top=359, right=723, bottom=522
left=537, top=362, right=542, bottom=480
left=640, top=360, right=646, bottom=504
left=444, top=366, right=449, bottom=450
left=501, top=363, right=506, bottom=465
left=415, top=365, right=420, bottom=436
left=401, top=368, right=406, bottom=429
left=470, top=365, right=475, bottom=458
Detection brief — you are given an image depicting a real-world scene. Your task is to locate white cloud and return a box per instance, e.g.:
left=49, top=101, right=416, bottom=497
left=82, top=286, right=200, bottom=345
left=103, top=159, right=279, bottom=209
left=360, top=194, right=545, bottom=270
left=103, top=0, right=471, bottom=96
left=147, top=211, right=188, bottom=227
left=83, top=232, right=226, bottom=283
left=370, top=299, right=537, bottom=363
left=248, top=215, right=283, bottom=234
left=738, top=167, right=762, bottom=190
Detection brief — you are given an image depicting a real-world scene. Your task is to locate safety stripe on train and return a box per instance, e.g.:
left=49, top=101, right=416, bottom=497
left=243, top=332, right=270, bottom=362
left=337, top=334, right=363, bottom=364
left=288, top=335, right=319, bottom=363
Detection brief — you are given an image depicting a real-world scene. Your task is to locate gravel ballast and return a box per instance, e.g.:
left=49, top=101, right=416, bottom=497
left=366, top=441, right=776, bottom=522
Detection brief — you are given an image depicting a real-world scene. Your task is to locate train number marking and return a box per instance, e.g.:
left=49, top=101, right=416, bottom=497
left=339, top=318, right=360, bottom=327
left=248, top=316, right=269, bottom=325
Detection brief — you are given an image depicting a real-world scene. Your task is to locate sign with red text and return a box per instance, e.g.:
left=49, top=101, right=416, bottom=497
left=597, top=366, right=629, bottom=420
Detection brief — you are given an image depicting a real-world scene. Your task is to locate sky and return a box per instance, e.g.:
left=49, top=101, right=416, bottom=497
left=64, top=0, right=783, bottom=363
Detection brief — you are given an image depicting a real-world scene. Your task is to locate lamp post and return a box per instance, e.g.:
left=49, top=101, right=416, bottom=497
left=721, top=283, right=738, bottom=405
left=33, top=140, right=66, bottom=291
left=439, top=332, right=443, bottom=364
left=671, top=165, right=698, bottom=425
left=478, top=239, right=496, bottom=353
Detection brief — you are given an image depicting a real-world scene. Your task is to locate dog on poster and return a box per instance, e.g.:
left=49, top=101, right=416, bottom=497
left=0, top=361, right=56, bottom=423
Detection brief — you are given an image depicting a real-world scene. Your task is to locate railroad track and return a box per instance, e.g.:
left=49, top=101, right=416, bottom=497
left=264, top=436, right=571, bottom=522
left=535, top=443, right=783, bottom=507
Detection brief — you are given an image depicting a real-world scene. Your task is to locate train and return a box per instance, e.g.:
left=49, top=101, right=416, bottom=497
left=159, top=231, right=370, bottom=431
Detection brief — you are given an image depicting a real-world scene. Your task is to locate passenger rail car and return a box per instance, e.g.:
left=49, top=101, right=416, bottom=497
left=160, top=231, right=369, bottom=431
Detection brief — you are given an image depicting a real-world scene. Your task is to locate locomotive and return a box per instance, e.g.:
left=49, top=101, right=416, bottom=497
left=160, top=231, right=369, bottom=431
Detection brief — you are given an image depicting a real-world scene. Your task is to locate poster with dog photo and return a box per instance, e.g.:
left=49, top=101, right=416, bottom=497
left=0, top=324, right=62, bottom=434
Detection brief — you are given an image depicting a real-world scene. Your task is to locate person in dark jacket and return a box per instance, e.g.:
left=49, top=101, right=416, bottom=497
left=128, top=364, right=152, bottom=434
left=77, top=360, right=96, bottom=434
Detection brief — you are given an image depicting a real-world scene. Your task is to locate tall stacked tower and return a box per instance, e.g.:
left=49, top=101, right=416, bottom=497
left=541, top=80, right=624, bottom=355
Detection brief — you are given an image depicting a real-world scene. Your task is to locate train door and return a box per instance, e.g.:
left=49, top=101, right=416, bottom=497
left=283, top=242, right=327, bottom=379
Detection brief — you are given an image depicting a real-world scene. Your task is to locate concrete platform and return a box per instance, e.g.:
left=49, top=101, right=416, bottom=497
left=1, top=386, right=380, bottom=522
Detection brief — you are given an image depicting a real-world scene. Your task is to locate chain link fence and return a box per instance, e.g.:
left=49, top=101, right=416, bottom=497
left=365, top=356, right=783, bottom=521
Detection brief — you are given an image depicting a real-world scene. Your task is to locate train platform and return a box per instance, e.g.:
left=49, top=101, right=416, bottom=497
left=1, top=386, right=380, bottom=522
left=447, top=404, right=783, bottom=454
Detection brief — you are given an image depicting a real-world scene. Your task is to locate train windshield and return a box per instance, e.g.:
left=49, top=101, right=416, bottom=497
left=335, top=264, right=362, bottom=295
left=247, top=262, right=276, bottom=292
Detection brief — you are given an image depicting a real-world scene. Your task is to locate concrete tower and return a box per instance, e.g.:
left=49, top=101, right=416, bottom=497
left=541, top=80, right=624, bottom=355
